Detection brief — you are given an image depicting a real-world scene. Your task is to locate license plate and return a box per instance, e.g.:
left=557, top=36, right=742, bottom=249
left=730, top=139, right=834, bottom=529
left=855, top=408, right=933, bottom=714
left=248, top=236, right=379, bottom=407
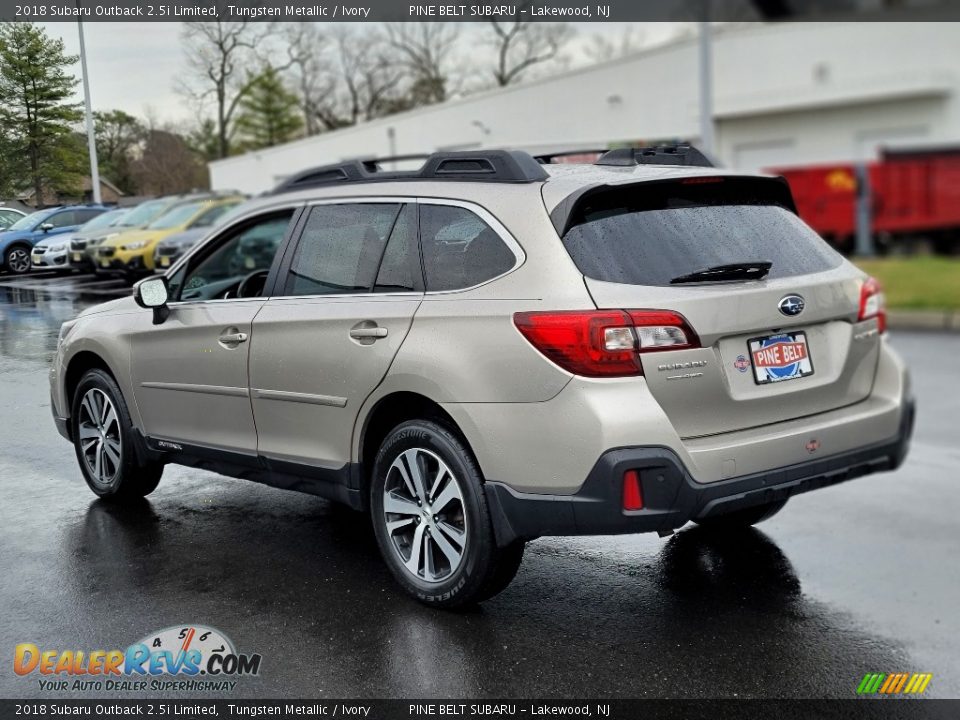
left=100, top=259, right=110, bottom=268
left=748, top=331, right=814, bottom=385
left=159, top=256, right=170, bottom=267
left=31, top=255, right=42, bottom=264
left=72, top=253, right=82, bottom=262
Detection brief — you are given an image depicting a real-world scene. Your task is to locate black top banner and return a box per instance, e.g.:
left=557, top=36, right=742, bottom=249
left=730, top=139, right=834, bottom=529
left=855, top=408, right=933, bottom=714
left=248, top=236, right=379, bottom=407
left=1, top=0, right=959, bottom=22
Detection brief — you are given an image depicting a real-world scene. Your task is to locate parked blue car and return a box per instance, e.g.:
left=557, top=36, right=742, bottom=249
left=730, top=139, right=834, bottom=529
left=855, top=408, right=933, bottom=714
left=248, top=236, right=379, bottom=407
left=1, top=204, right=108, bottom=275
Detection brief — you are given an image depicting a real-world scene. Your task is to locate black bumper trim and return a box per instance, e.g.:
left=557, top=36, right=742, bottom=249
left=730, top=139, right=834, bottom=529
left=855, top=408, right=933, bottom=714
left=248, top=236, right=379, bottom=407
left=485, top=399, right=915, bottom=546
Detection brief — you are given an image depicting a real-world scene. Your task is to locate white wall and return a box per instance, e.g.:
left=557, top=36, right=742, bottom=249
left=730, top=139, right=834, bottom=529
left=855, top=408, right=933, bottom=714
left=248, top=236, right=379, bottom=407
left=211, top=22, right=960, bottom=193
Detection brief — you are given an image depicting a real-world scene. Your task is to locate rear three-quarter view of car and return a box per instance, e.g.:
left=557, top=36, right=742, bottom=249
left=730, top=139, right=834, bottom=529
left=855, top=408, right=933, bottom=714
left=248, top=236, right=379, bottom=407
left=49, top=147, right=914, bottom=608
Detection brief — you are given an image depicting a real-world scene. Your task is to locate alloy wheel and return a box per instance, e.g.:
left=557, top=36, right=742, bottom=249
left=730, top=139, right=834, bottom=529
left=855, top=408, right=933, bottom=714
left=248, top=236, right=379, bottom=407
left=7, top=248, right=30, bottom=274
left=78, top=388, right=122, bottom=487
left=382, top=448, right=467, bottom=583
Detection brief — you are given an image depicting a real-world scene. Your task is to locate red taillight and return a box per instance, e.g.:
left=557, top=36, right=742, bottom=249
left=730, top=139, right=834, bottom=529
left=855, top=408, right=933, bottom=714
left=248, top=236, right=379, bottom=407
left=858, top=276, right=887, bottom=333
left=622, top=470, right=644, bottom=511
left=513, top=309, right=699, bottom=378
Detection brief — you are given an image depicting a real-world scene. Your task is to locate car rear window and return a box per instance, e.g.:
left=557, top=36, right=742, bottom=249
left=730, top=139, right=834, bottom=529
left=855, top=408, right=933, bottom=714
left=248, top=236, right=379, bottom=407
left=560, top=179, right=842, bottom=287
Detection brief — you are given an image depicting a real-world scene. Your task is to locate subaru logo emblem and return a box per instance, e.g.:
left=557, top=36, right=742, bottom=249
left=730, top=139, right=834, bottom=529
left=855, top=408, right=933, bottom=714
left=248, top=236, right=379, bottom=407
left=778, top=295, right=805, bottom=317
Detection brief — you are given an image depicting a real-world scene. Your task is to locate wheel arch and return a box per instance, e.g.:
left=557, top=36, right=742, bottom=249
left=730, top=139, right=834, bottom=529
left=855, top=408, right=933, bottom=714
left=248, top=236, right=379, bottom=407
left=64, top=351, right=122, bottom=417
left=356, top=391, right=483, bottom=503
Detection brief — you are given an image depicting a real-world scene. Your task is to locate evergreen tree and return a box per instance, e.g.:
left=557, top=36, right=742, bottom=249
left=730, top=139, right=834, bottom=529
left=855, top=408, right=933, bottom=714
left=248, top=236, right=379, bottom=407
left=0, top=23, right=85, bottom=204
left=234, top=66, right=303, bottom=151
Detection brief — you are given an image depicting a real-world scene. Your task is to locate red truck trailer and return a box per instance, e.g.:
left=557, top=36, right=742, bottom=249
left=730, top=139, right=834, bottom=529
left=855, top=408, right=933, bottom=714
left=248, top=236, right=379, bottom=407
left=769, top=146, right=960, bottom=254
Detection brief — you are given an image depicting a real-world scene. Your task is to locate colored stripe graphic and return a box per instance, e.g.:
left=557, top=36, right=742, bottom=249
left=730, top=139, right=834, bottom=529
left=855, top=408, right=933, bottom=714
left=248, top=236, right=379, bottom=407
left=858, top=672, right=932, bottom=695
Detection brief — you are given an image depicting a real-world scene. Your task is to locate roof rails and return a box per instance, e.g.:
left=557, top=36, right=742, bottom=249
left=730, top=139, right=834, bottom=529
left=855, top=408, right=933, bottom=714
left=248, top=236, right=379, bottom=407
left=534, top=149, right=609, bottom=164
left=596, top=144, right=714, bottom=168
left=271, top=150, right=549, bottom=194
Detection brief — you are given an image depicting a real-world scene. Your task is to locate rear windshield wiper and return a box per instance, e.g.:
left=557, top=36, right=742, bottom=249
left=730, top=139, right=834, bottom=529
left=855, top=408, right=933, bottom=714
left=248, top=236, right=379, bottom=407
left=670, top=261, right=772, bottom=284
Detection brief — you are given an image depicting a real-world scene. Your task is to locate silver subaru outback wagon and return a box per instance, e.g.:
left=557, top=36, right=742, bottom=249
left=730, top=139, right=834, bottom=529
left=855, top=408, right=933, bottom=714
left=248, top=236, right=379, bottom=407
left=50, top=147, right=914, bottom=607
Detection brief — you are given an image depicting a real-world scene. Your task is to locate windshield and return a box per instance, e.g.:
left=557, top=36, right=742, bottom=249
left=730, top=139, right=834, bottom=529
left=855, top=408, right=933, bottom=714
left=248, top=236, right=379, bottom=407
left=80, top=209, right=127, bottom=231
left=147, top=202, right=205, bottom=230
left=121, top=199, right=174, bottom=227
left=561, top=180, right=842, bottom=287
left=7, top=210, right=52, bottom=232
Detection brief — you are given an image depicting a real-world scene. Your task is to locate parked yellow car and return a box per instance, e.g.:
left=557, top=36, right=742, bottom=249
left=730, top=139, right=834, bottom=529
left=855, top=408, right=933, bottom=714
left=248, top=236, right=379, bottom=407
left=96, top=196, right=244, bottom=279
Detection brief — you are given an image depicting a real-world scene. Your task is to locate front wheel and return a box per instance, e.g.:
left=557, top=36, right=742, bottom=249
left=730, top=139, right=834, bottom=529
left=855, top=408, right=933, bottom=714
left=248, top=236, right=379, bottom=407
left=693, top=498, right=788, bottom=529
left=370, top=419, right=524, bottom=608
left=4, top=246, right=31, bottom=274
left=71, top=368, right=164, bottom=500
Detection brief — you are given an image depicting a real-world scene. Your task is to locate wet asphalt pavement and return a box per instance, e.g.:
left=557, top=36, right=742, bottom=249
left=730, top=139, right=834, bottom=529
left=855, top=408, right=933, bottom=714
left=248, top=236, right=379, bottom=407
left=0, top=271, right=958, bottom=700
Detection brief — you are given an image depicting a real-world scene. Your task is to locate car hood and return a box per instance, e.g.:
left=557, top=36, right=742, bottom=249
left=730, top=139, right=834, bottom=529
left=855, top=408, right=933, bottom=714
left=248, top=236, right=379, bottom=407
left=35, top=234, right=74, bottom=249
left=157, top=228, right=206, bottom=248
left=76, top=296, right=138, bottom=318
left=75, top=226, right=131, bottom=242
left=101, top=229, right=166, bottom=249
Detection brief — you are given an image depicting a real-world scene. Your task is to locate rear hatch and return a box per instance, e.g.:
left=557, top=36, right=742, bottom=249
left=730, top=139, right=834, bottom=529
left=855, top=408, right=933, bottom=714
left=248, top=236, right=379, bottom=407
left=555, top=175, right=882, bottom=438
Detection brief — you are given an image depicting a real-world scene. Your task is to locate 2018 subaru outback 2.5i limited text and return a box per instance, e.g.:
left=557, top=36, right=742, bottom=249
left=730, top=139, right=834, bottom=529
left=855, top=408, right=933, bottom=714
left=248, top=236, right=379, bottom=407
left=50, top=147, right=914, bottom=607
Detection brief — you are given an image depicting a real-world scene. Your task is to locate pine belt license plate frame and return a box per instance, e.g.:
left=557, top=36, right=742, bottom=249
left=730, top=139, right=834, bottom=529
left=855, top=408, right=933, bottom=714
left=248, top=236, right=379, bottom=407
left=747, top=330, right=815, bottom=385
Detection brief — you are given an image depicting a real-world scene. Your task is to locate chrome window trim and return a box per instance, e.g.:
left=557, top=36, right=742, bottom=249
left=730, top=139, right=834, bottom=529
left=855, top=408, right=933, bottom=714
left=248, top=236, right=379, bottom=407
left=292, top=195, right=525, bottom=298
left=166, top=194, right=525, bottom=306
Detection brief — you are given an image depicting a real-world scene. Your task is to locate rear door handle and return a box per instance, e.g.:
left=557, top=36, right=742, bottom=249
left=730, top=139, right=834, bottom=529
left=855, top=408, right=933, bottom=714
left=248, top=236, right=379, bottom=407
left=349, top=327, right=388, bottom=340
left=218, top=331, right=248, bottom=347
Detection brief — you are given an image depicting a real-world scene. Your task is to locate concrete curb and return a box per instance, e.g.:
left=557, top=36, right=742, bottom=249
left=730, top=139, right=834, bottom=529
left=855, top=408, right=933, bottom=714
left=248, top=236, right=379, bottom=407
left=887, top=310, right=960, bottom=332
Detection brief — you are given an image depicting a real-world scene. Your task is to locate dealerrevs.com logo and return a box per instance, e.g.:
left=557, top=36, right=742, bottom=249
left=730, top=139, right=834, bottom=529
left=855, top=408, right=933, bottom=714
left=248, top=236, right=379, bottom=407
left=14, top=625, right=261, bottom=693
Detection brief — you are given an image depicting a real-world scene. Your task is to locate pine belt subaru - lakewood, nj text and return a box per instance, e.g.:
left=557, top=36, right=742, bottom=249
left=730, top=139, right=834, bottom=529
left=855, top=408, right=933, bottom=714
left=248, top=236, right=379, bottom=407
left=49, top=147, right=914, bottom=607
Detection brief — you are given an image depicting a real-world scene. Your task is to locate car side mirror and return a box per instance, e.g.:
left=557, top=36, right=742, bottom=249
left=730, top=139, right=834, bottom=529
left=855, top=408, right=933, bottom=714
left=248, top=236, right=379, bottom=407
left=134, top=276, right=170, bottom=325
left=40, top=223, right=54, bottom=232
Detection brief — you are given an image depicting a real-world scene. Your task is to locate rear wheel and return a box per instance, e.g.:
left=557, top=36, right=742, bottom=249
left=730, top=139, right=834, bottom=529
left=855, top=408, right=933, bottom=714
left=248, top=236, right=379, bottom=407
left=694, top=499, right=788, bottom=529
left=4, top=246, right=31, bottom=274
left=71, top=368, right=163, bottom=500
left=370, top=419, right=524, bottom=608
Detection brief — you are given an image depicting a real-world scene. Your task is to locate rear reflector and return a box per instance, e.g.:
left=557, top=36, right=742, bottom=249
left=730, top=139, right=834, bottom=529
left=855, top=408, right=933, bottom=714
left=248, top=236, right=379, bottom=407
left=858, top=276, right=887, bottom=333
left=622, top=470, right=644, bottom=511
left=513, top=310, right=699, bottom=377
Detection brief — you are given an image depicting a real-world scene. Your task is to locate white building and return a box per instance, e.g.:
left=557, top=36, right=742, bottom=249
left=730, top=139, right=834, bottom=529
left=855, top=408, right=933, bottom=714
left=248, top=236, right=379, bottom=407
left=210, top=21, right=960, bottom=194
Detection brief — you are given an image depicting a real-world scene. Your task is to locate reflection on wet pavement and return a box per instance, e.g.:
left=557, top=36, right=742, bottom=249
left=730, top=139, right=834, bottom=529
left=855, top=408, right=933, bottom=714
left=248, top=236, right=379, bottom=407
left=0, top=286, right=107, bottom=363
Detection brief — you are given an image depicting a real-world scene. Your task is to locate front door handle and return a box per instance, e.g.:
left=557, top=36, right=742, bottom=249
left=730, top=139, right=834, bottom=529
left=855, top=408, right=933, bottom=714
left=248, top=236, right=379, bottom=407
left=349, top=322, right=389, bottom=345
left=218, top=331, right=248, bottom=348
left=349, top=327, right=388, bottom=339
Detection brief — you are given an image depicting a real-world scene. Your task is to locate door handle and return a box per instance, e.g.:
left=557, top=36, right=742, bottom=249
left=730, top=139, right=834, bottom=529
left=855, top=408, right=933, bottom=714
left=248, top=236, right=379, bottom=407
left=349, top=327, right=388, bottom=340
left=218, top=331, right=248, bottom=347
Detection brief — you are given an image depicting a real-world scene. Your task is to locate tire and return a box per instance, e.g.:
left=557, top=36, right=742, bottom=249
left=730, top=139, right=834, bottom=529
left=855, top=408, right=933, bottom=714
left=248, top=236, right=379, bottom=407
left=693, top=498, right=788, bottom=529
left=71, top=368, right=163, bottom=500
left=370, top=419, right=524, bottom=608
left=4, top=245, right=32, bottom=275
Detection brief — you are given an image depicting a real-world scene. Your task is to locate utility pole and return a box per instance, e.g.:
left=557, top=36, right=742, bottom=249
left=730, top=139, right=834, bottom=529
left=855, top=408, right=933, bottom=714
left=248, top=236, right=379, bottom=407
left=698, top=19, right=716, bottom=157
left=77, top=4, right=101, bottom=204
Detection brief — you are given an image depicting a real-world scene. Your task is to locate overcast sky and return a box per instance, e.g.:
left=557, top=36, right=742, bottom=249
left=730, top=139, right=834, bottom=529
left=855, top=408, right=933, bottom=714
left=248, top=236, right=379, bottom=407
left=37, top=21, right=686, bottom=127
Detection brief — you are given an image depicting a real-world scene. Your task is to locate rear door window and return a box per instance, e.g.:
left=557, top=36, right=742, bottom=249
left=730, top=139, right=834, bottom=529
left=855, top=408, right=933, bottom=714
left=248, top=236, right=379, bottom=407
left=284, top=203, right=402, bottom=296
left=561, top=179, right=842, bottom=287
left=420, top=205, right=516, bottom=291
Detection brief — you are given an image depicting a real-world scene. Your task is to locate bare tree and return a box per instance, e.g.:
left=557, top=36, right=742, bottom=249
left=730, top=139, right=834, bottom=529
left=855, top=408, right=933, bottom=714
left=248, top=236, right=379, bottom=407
left=285, top=23, right=336, bottom=136
left=385, top=23, right=461, bottom=105
left=180, top=21, right=306, bottom=158
left=485, top=9, right=574, bottom=87
left=284, top=25, right=404, bottom=133
left=131, top=117, right=207, bottom=195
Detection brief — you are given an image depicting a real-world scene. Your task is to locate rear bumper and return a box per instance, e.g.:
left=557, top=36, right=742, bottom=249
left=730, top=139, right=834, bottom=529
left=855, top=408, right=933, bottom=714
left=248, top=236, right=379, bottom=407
left=485, top=398, right=914, bottom=545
